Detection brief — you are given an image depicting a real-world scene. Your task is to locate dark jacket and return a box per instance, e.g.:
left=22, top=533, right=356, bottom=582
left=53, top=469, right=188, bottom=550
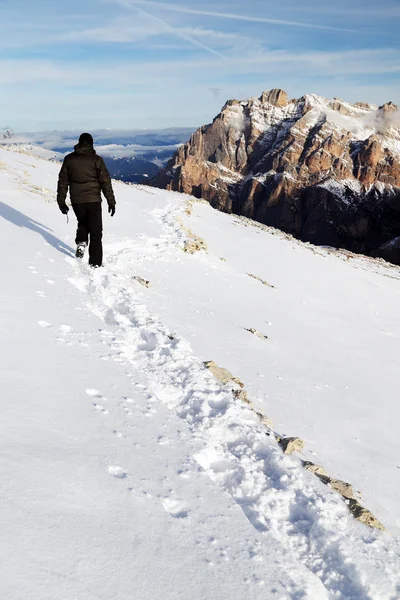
left=57, top=142, right=116, bottom=208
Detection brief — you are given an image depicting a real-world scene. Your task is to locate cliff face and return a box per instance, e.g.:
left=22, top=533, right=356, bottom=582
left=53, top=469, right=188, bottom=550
left=151, top=89, right=400, bottom=262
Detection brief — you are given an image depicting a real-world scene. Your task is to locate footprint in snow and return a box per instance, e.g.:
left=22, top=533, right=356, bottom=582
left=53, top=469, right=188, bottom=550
left=36, top=290, right=46, bottom=297
left=93, top=403, right=108, bottom=414
left=157, top=436, right=169, bottom=445
left=38, top=320, right=52, bottom=328
left=144, top=406, right=157, bottom=417
left=86, top=388, right=103, bottom=398
left=59, top=324, right=73, bottom=334
left=162, top=498, right=189, bottom=519
left=108, top=465, right=127, bottom=479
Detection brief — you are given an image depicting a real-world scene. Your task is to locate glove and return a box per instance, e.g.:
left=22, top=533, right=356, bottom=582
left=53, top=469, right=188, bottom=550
left=108, top=204, right=115, bottom=217
left=59, top=204, right=69, bottom=215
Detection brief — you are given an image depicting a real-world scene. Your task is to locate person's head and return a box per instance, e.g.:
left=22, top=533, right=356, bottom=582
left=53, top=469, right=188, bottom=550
left=79, top=132, right=93, bottom=146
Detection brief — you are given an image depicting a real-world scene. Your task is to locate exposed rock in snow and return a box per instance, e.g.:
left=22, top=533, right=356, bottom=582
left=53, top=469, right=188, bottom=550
left=247, top=273, right=276, bottom=288
left=133, top=275, right=151, bottom=288
left=278, top=437, right=305, bottom=454
left=302, top=461, right=329, bottom=477
left=348, top=500, right=385, bottom=531
left=245, top=327, right=269, bottom=340
left=183, top=235, right=207, bottom=254
left=203, top=360, right=244, bottom=388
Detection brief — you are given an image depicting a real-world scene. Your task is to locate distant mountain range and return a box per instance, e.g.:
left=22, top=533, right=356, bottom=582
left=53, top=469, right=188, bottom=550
left=0, top=128, right=195, bottom=183
left=152, top=89, right=400, bottom=264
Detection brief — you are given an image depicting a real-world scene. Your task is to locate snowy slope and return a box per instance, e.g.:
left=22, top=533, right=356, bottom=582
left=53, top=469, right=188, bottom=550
left=0, top=147, right=400, bottom=600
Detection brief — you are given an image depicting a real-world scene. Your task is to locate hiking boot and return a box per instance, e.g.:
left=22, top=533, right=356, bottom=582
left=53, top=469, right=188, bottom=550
left=75, top=243, right=87, bottom=258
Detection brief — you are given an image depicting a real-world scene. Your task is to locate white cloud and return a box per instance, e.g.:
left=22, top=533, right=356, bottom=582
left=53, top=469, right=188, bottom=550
left=1, top=48, right=399, bottom=87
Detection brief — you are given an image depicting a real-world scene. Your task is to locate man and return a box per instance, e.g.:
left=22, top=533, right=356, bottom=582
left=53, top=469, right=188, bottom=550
left=57, top=133, right=116, bottom=267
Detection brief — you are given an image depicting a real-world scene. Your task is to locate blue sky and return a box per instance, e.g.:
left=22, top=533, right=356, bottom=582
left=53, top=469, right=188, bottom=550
left=1, top=0, right=399, bottom=131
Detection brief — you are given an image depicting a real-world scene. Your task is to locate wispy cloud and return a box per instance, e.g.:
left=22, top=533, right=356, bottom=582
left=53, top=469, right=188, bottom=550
left=59, top=15, right=257, bottom=56
left=107, top=1, right=226, bottom=58
left=293, top=1, right=400, bottom=18
left=2, top=48, right=399, bottom=87
left=133, top=5, right=226, bottom=58
left=115, top=0, right=358, bottom=32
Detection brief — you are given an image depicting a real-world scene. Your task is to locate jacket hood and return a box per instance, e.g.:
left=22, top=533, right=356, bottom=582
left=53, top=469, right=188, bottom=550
left=74, top=142, right=96, bottom=156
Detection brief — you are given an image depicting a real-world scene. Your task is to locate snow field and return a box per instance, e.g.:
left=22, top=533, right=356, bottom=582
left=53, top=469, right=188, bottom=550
left=1, top=147, right=400, bottom=599
left=68, top=191, right=400, bottom=599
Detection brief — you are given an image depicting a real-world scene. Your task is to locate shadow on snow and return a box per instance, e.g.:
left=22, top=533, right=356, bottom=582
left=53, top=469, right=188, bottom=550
left=0, top=201, right=74, bottom=257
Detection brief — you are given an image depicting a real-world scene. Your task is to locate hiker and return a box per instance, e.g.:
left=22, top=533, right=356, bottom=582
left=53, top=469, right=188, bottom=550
left=57, top=133, right=116, bottom=267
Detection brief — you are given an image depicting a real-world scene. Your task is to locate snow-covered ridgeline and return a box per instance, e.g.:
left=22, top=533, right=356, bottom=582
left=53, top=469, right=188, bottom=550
left=226, top=92, right=400, bottom=154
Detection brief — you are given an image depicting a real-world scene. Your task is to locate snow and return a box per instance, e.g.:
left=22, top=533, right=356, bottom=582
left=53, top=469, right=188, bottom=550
left=234, top=92, right=400, bottom=158
left=318, top=178, right=363, bottom=202
left=0, top=142, right=62, bottom=161
left=1, top=146, right=400, bottom=599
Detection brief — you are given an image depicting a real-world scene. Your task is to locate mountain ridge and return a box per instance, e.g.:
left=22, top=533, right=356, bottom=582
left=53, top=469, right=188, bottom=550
left=151, top=89, right=400, bottom=263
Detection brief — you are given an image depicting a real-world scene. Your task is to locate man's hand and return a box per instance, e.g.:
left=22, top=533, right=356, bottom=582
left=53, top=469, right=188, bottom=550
left=59, top=203, right=69, bottom=215
left=108, top=204, right=115, bottom=217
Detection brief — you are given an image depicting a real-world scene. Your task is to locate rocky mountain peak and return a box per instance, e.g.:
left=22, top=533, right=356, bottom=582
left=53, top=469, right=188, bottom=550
left=152, top=89, right=400, bottom=263
left=259, top=89, right=288, bottom=107
left=379, top=101, right=398, bottom=113
left=0, top=128, right=13, bottom=140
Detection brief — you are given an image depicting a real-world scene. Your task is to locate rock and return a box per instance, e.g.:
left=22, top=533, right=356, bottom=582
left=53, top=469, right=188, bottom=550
left=152, top=89, right=400, bottom=265
left=354, top=101, right=373, bottom=110
left=329, top=99, right=353, bottom=116
left=134, top=276, right=150, bottom=288
left=255, top=411, right=274, bottom=428
left=247, top=273, right=275, bottom=288
left=348, top=499, right=385, bottom=530
left=329, top=478, right=355, bottom=500
left=304, top=463, right=385, bottom=530
left=245, top=328, right=268, bottom=340
left=233, top=389, right=252, bottom=406
left=278, top=437, right=305, bottom=454
left=314, top=473, right=354, bottom=499
left=260, top=89, right=288, bottom=107
left=182, top=228, right=207, bottom=254
left=183, top=237, right=207, bottom=254
left=379, top=101, right=398, bottom=113
left=204, top=361, right=253, bottom=408
left=204, top=361, right=244, bottom=388
left=354, top=135, right=385, bottom=185
left=373, top=236, right=400, bottom=264
left=302, top=461, right=328, bottom=477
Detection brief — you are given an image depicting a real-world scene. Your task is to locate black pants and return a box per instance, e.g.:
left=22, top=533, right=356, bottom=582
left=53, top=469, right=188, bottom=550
left=72, top=203, right=103, bottom=267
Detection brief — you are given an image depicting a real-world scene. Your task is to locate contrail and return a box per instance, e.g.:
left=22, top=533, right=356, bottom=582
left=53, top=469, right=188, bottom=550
left=115, top=0, right=226, bottom=58
left=120, top=0, right=357, bottom=33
